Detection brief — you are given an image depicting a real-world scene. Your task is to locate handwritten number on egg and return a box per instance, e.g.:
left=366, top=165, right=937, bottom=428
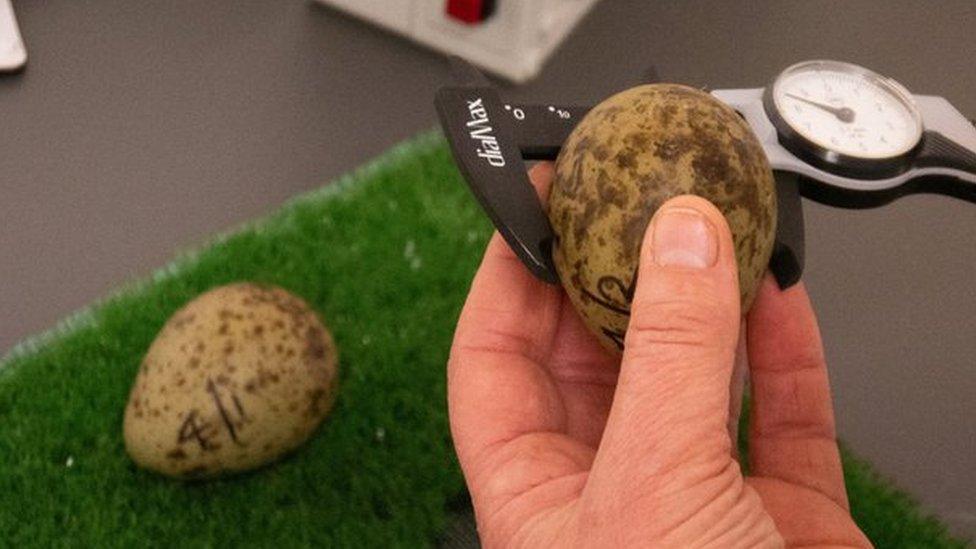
left=581, top=266, right=639, bottom=316
left=178, top=410, right=213, bottom=451
left=582, top=266, right=638, bottom=350
left=601, top=327, right=626, bottom=350
left=206, top=378, right=247, bottom=446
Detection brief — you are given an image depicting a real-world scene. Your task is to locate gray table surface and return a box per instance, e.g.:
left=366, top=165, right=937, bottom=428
left=2, top=0, right=974, bottom=539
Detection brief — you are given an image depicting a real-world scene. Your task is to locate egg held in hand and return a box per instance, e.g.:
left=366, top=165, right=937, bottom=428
left=548, top=84, right=777, bottom=352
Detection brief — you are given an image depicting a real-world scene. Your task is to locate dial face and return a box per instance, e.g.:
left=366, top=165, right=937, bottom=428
left=770, top=61, right=923, bottom=160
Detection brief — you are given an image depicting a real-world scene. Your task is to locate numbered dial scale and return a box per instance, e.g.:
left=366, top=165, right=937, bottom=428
left=435, top=58, right=976, bottom=288
left=764, top=60, right=923, bottom=176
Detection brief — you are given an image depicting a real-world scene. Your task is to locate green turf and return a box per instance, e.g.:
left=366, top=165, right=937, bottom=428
left=0, top=132, right=967, bottom=547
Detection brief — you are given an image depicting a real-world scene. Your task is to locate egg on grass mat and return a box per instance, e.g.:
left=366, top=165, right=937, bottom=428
left=124, top=283, right=339, bottom=479
left=0, top=132, right=965, bottom=547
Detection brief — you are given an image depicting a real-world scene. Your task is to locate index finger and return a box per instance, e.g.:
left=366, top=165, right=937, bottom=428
left=449, top=163, right=563, bottom=464
left=448, top=164, right=594, bottom=529
left=746, top=275, right=848, bottom=508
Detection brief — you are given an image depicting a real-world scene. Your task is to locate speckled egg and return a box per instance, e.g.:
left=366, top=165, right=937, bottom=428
left=549, top=84, right=777, bottom=353
left=123, top=283, right=338, bottom=479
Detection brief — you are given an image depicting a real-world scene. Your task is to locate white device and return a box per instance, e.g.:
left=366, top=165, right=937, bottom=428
left=0, top=0, right=26, bottom=72
left=316, top=0, right=600, bottom=83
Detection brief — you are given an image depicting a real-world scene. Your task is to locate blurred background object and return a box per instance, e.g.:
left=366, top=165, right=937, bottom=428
left=0, top=0, right=27, bottom=72
left=317, top=0, right=601, bottom=82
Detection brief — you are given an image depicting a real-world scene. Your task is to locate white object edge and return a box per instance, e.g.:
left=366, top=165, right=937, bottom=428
left=316, top=0, right=600, bottom=83
left=0, top=0, right=26, bottom=72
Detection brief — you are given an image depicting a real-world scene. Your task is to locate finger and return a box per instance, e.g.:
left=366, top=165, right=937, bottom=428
left=449, top=231, right=563, bottom=462
left=746, top=275, right=848, bottom=509
left=587, top=196, right=742, bottom=514
left=749, top=478, right=872, bottom=547
left=525, top=161, right=555, bottom=202
left=448, top=163, right=593, bottom=531
left=545, top=294, right=620, bottom=449
left=449, top=163, right=559, bottom=461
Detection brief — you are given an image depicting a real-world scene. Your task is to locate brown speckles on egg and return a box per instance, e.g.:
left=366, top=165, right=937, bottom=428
left=691, top=141, right=732, bottom=187
left=549, top=84, right=777, bottom=353
left=614, top=149, right=638, bottom=170
left=654, top=136, right=688, bottom=161
left=304, top=326, right=327, bottom=361
left=123, top=283, right=339, bottom=480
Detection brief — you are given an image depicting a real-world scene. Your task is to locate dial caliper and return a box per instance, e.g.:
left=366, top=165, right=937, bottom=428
left=435, top=58, right=976, bottom=288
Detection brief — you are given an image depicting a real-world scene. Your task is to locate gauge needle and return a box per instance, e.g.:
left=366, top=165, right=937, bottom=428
left=786, top=93, right=856, bottom=123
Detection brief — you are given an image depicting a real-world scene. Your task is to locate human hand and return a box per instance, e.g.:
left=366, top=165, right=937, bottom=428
left=448, top=163, right=870, bottom=547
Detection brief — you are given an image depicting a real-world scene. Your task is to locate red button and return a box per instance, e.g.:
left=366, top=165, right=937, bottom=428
left=445, top=0, right=496, bottom=25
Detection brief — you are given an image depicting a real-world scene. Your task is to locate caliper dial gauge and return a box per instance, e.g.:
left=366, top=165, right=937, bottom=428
left=763, top=60, right=924, bottom=178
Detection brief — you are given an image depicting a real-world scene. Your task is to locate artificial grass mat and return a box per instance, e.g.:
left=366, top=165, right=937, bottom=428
left=0, top=132, right=966, bottom=547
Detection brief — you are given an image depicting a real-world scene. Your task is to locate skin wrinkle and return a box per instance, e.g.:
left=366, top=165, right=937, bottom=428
left=548, top=365, right=618, bottom=387
left=494, top=474, right=586, bottom=539
left=751, top=352, right=826, bottom=374
left=595, top=412, right=732, bottom=508
left=659, top=463, right=762, bottom=543
left=628, top=302, right=734, bottom=339
left=750, top=449, right=848, bottom=510
left=751, top=373, right=836, bottom=439
left=455, top=324, right=541, bottom=358
left=509, top=495, right=581, bottom=548
left=470, top=431, right=575, bottom=498
left=476, top=435, right=591, bottom=539
left=482, top=441, right=586, bottom=508
left=749, top=478, right=863, bottom=546
left=625, top=299, right=734, bottom=343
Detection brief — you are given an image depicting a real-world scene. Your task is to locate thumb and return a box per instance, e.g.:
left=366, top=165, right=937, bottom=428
left=587, top=195, right=742, bottom=509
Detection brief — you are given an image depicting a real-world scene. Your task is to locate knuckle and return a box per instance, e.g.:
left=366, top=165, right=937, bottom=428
left=625, top=296, right=734, bottom=354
